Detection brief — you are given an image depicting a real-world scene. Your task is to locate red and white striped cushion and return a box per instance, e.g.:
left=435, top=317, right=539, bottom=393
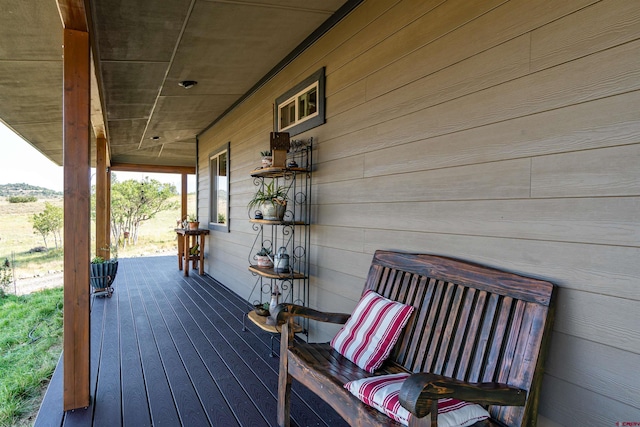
left=331, top=290, right=414, bottom=373
left=344, top=373, right=491, bottom=427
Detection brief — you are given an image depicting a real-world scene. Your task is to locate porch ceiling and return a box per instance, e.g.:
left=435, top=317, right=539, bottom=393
left=0, top=0, right=349, bottom=169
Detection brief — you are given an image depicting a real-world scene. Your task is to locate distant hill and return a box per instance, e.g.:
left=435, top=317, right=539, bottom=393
left=0, top=183, right=62, bottom=198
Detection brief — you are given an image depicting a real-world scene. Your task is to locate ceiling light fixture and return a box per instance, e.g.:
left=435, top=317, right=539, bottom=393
left=178, top=80, right=198, bottom=89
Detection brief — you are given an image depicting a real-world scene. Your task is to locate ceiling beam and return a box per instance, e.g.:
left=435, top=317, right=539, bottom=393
left=110, top=162, right=196, bottom=175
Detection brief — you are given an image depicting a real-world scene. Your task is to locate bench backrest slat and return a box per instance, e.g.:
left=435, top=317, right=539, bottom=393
left=363, top=251, right=556, bottom=426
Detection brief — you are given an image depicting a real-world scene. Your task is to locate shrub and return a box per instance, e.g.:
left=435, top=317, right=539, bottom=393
left=7, top=195, right=37, bottom=203
left=0, top=258, right=11, bottom=297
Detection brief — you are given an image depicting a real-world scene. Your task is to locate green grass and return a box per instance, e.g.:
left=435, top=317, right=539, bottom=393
left=0, top=192, right=195, bottom=424
left=0, top=287, right=63, bottom=426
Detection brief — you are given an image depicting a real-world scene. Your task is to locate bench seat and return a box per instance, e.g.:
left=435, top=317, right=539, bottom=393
left=275, top=251, right=556, bottom=427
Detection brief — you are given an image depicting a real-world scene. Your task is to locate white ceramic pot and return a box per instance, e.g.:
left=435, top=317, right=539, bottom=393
left=260, top=201, right=286, bottom=221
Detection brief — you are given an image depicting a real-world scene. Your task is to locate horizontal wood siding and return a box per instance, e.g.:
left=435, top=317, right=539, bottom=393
left=197, top=0, right=640, bottom=425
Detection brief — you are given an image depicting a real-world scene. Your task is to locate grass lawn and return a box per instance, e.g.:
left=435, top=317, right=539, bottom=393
left=0, top=288, right=63, bottom=427
left=0, top=192, right=194, bottom=424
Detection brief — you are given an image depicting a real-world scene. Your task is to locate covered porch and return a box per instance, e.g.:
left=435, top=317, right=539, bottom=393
left=35, top=255, right=346, bottom=427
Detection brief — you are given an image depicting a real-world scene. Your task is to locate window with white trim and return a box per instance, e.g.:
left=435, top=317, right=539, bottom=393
left=209, top=142, right=230, bottom=232
left=275, top=68, right=325, bottom=136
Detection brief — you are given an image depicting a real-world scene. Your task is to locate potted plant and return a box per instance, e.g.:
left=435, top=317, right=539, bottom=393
left=187, top=213, right=200, bottom=230
left=90, top=254, right=118, bottom=297
left=248, top=180, right=288, bottom=221
left=255, top=247, right=273, bottom=268
left=260, top=150, right=272, bottom=168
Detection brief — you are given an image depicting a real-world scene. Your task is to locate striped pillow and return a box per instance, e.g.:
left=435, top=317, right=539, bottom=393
left=344, top=373, right=491, bottom=427
left=331, top=290, right=414, bottom=373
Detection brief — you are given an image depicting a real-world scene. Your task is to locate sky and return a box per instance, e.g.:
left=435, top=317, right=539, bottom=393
left=0, top=122, right=195, bottom=192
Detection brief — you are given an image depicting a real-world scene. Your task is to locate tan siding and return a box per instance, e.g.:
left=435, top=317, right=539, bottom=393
left=554, top=289, right=640, bottom=354
left=319, top=198, right=640, bottom=246
left=317, top=158, right=531, bottom=204
left=362, top=229, right=640, bottom=301
left=312, top=154, right=364, bottom=185
left=324, top=33, right=532, bottom=150
left=311, top=225, right=365, bottom=253
left=320, top=39, right=640, bottom=164
left=313, top=265, right=364, bottom=304
left=532, top=144, right=640, bottom=198
left=546, top=332, right=640, bottom=409
left=541, top=375, right=639, bottom=426
left=531, top=0, right=640, bottom=71
left=197, top=0, right=640, bottom=423
left=364, top=23, right=531, bottom=102
left=329, top=0, right=508, bottom=94
left=362, top=0, right=599, bottom=99
left=363, top=91, right=640, bottom=177
left=310, top=246, right=373, bottom=281
left=325, top=79, right=366, bottom=119
left=323, top=0, right=443, bottom=76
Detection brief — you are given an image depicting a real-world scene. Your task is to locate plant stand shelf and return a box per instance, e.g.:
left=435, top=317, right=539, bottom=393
left=246, top=310, right=303, bottom=334
left=248, top=265, right=306, bottom=280
left=243, top=137, right=312, bottom=356
left=244, top=310, right=302, bottom=357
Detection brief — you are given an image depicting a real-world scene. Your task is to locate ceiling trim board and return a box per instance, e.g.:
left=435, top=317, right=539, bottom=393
left=110, top=162, right=196, bottom=174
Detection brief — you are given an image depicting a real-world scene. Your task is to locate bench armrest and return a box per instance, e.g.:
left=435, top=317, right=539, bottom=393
left=273, top=303, right=351, bottom=325
left=399, top=373, right=527, bottom=419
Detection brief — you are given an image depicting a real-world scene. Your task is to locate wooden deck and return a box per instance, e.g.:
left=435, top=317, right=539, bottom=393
left=35, top=255, right=348, bottom=427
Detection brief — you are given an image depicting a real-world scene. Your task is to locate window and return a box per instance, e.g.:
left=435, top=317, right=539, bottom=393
left=275, top=68, right=325, bottom=136
left=209, top=142, right=230, bottom=232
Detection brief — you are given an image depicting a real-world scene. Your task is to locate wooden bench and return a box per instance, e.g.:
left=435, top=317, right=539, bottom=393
left=274, top=250, right=556, bottom=427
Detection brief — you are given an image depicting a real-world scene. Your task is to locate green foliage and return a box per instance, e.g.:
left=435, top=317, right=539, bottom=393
left=256, top=247, right=271, bottom=256
left=0, top=288, right=63, bottom=425
left=108, top=175, right=179, bottom=247
left=91, top=254, right=118, bottom=264
left=0, top=183, right=61, bottom=199
left=0, top=259, right=11, bottom=297
left=187, top=213, right=198, bottom=222
left=247, top=180, right=288, bottom=211
left=7, top=196, right=37, bottom=203
left=30, top=202, right=63, bottom=250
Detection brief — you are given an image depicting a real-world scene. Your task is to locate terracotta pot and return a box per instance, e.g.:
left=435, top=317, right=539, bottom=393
left=256, top=255, right=273, bottom=268
left=188, top=221, right=200, bottom=230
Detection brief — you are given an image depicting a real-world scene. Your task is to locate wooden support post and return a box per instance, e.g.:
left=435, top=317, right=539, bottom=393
left=96, top=136, right=110, bottom=260
left=63, top=28, right=91, bottom=411
left=107, top=166, right=111, bottom=251
left=181, top=173, right=188, bottom=222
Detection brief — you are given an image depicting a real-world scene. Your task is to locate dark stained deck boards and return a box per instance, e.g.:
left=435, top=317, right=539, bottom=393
left=35, top=255, right=348, bottom=427
left=118, top=267, right=151, bottom=426
left=186, top=274, right=350, bottom=427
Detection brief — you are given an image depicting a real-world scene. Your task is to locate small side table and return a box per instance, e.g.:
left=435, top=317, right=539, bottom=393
left=175, top=228, right=210, bottom=276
